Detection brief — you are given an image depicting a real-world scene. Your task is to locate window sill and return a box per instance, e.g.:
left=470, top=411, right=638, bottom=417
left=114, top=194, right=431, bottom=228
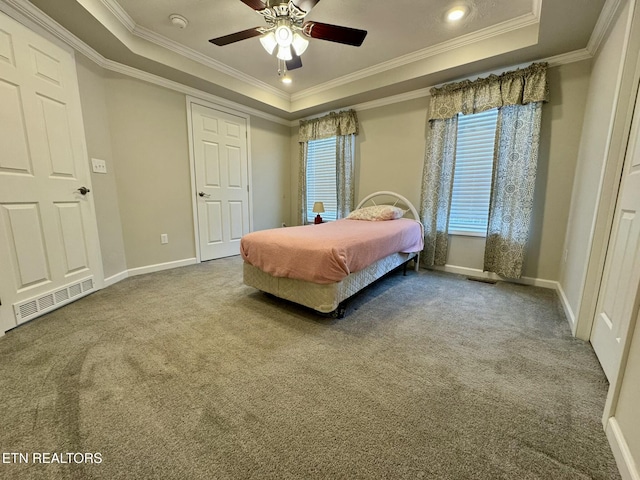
left=449, top=230, right=486, bottom=238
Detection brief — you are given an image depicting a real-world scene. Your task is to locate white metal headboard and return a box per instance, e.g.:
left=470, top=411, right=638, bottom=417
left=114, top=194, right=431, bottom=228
left=355, top=191, right=420, bottom=220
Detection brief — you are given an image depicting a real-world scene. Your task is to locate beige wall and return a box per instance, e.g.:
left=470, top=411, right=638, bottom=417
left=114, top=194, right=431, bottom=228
left=75, top=56, right=127, bottom=279
left=355, top=98, right=430, bottom=210
left=77, top=64, right=291, bottom=273
left=250, top=116, right=292, bottom=231
left=104, top=72, right=195, bottom=270
left=559, top=1, right=631, bottom=318
left=523, top=60, right=591, bottom=280
left=291, top=61, right=591, bottom=282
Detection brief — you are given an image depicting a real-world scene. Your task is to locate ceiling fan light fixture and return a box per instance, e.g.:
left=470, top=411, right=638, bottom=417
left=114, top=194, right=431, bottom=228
left=291, top=33, right=309, bottom=56
left=260, top=32, right=278, bottom=54
left=275, top=25, right=293, bottom=47
left=277, top=45, right=293, bottom=61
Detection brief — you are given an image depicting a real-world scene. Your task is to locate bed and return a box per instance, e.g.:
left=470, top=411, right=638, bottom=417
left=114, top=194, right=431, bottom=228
left=241, top=191, right=424, bottom=318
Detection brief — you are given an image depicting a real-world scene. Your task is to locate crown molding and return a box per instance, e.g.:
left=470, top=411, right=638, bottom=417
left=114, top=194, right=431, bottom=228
left=0, top=0, right=291, bottom=126
left=290, top=12, right=540, bottom=102
left=1, top=0, right=597, bottom=129
left=1, top=0, right=105, bottom=64
left=587, top=0, right=624, bottom=55
left=532, top=0, right=543, bottom=19
left=101, top=57, right=291, bottom=126
left=351, top=87, right=432, bottom=113
left=132, top=25, right=289, bottom=102
left=99, top=0, right=542, bottom=108
left=290, top=48, right=594, bottom=125
left=94, top=0, right=289, bottom=101
left=544, top=48, right=593, bottom=67
left=99, top=0, right=134, bottom=31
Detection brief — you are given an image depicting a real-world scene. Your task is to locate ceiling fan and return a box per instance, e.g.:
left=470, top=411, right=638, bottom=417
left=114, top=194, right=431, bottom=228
left=209, top=0, right=367, bottom=78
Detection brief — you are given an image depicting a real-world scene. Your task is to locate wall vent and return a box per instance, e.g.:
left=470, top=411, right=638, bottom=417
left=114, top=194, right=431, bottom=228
left=38, top=294, right=55, bottom=310
left=19, top=300, right=38, bottom=319
left=13, top=276, right=95, bottom=324
left=69, top=283, right=82, bottom=297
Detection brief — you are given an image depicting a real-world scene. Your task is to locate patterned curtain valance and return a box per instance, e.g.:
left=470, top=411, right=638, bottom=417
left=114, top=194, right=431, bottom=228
left=429, top=62, right=549, bottom=121
left=298, top=109, right=359, bottom=142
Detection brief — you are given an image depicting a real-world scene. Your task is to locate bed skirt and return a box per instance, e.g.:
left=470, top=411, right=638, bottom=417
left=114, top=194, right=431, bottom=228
left=243, top=252, right=418, bottom=314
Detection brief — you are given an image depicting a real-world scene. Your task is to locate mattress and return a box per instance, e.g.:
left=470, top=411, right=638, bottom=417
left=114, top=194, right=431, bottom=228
left=240, top=218, right=424, bottom=284
left=243, top=252, right=417, bottom=314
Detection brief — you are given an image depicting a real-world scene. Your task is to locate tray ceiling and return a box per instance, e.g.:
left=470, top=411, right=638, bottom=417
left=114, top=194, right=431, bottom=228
left=16, top=0, right=606, bottom=119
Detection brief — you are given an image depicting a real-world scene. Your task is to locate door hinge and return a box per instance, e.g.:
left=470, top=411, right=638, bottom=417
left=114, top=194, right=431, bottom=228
left=247, top=185, right=249, bottom=192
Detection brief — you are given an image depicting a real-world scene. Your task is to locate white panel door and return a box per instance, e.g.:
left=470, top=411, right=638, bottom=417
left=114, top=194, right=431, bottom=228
left=591, top=83, right=640, bottom=381
left=191, top=103, right=250, bottom=260
left=0, top=12, right=103, bottom=334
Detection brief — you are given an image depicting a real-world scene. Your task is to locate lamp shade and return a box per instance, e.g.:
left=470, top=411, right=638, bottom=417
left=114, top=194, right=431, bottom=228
left=312, top=202, right=325, bottom=213
left=291, top=33, right=309, bottom=56
left=276, top=45, right=292, bottom=61
left=260, top=32, right=277, bottom=55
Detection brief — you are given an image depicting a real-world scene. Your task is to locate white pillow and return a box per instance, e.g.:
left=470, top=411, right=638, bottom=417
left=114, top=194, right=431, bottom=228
left=347, top=205, right=405, bottom=221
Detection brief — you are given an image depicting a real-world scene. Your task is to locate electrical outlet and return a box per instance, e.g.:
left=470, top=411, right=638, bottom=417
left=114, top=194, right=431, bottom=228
left=91, top=158, right=107, bottom=174
left=161, top=234, right=168, bottom=244
left=563, top=249, right=568, bottom=263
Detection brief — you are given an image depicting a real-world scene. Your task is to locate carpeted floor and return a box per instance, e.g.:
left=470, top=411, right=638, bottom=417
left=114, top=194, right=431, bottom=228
left=0, top=256, right=620, bottom=479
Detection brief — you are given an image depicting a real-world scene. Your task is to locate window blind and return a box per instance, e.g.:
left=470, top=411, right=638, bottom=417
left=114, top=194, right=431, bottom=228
left=449, top=108, right=498, bottom=236
left=306, top=136, right=337, bottom=222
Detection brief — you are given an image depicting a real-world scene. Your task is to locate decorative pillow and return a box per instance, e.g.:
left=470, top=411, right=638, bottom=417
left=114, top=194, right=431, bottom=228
left=346, top=205, right=405, bottom=221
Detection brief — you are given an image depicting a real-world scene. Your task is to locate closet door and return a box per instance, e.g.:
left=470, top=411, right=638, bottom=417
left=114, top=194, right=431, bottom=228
left=591, top=80, right=640, bottom=382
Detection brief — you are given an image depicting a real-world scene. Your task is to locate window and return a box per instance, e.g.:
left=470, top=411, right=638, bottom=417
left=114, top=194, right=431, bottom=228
left=449, top=108, right=498, bottom=236
left=306, top=136, right=337, bottom=223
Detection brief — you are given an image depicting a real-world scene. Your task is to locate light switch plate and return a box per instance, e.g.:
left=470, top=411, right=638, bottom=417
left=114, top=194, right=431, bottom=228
left=91, top=158, right=107, bottom=174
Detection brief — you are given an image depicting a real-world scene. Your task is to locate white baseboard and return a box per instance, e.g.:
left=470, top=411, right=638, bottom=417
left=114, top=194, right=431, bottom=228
left=104, top=270, right=129, bottom=287
left=606, top=417, right=640, bottom=480
left=127, top=258, right=198, bottom=277
left=555, top=282, right=577, bottom=333
left=432, top=264, right=581, bottom=333
left=432, top=264, right=558, bottom=289
left=102, top=258, right=198, bottom=288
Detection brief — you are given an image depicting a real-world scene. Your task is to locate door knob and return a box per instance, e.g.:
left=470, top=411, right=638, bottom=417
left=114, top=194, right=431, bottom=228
left=198, top=192, right=210, bottom=198
left=77, top=187, right=91, bottom=195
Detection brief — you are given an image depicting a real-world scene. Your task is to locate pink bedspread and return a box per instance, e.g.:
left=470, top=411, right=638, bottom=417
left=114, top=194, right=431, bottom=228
left=240, top=218, right=424, bottom=284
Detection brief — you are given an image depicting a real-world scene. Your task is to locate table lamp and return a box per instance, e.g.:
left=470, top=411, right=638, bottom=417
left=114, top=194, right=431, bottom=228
left=312, top=202, right=325, bottom=224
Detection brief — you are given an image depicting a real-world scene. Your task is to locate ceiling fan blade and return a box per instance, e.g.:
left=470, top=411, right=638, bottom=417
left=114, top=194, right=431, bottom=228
left=239, top=0, right=266, bottom=11
left=286, top=53, right=303, bottom=70
left=291, top=0, right=321, bottom=14
left=302, top=21, right=367, bottom=47
left=209, top=27, right=263, bottom=46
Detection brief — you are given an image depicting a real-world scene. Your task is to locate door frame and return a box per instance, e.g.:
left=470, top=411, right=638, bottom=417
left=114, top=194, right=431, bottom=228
left=186, top=96, right=253, bottom=262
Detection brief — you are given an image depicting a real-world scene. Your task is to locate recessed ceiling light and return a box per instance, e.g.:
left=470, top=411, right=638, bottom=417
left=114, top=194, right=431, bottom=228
left=281, top=74, right=292, bottom=84
left=446, top=6, right=468, bottom=22
left=169, top=14, right=188, bottom=29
